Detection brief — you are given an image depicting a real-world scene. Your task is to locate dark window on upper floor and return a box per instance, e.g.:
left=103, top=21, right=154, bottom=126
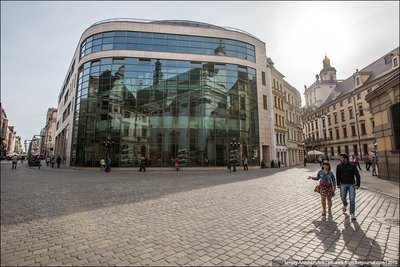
left=360, top=123, right=366, bottom=135
left=263, top=95, right=268, bottom=109
left=351, top=125, right=356, bottom=136
left=358, top=105, right=364, bottom=117
left=349, top=108, right=354, bottom=119
left=262, top=71, right=266, bottom=85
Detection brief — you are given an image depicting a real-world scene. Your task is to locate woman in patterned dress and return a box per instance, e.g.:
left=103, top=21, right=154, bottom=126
left=308, top=161, right=337, bottom=216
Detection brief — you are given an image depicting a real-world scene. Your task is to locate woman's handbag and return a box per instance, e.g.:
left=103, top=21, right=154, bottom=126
left=314, top=185, right=321, bottom=193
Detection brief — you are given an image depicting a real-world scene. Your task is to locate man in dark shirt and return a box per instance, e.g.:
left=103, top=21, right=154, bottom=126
left=336, top=153, right=361, bottom=220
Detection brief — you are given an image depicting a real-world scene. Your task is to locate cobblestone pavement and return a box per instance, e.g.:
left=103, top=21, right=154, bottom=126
left=1, top=161, right=399, bottom=266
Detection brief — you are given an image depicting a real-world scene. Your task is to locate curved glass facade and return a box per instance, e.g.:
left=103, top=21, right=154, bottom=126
left=72, top=57, right=260, bottom=167
left=80, top=31, right=256, bottom=62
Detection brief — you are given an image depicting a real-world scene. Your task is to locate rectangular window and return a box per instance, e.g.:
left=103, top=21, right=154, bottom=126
left=349, top=109, right=354, bottom=119
left=359, top=106, right=364, bottom=116
left=331, top=147, right=334, bottom=156
left=343, top=126, right=347, bottom=138
left=261, top=71, right=266, bottom=85
left=263, top=95, right=268, bottom=109
left=345, top=145, right=349, bottom=155
left=336, top=128, right=340, bottom=139
left=334, top=113, right=338, bottom=124
left=341, top=111, right=345, bottom=122
left=363, top=144, right=368, bottom=155
left=328, top=115, right=331, bottom=125
left=351, top=125, right=356, bottom=136
left=360, top=123, right=366, bottom=135
left=329, top=130, right=333, bottom=139
left=337, top=146, right=341, bottom=154
left=353, top=145, right=358, bottom=156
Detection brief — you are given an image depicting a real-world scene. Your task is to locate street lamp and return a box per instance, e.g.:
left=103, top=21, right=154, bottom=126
left=229, top=137, right=240, bottom=172
left=103, top=133, right=114, bottom=164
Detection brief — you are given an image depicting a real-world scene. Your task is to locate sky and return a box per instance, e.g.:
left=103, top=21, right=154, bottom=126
left=1, top=1, right=399, bottom=144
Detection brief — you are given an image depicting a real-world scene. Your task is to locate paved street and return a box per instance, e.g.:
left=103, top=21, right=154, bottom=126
left=1, top=161, right=399, bottom=266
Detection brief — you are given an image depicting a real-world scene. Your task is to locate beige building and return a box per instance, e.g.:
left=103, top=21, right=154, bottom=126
left=267, top=58, right=303, bottom=167
left=302, top=47, right=399, bottom=165
left=365, top=69, right=400, bottom=181
left=284, top=81, right=304, bottom=166
left=43, top=108, right=57, bottom=158
left=268, top=58, right=287, bottom=166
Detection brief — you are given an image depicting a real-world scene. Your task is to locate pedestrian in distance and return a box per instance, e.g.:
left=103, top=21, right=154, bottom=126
left=308, top=161, right=336, bottom=216
left=243, top=157, right=249, bottom=171
left=11, top=155, right=18, bottom=169
left=56, top=156, right=61, bottom=168
left=356, top=155, right=362, bottom=170
left=371, top=155, right=378, bottom=176
left=46, top=156, right=50, bottom=166
left=51, top=156, right=55, bottom=168
left=318, top=156, right=323, bottom=166
left=363, top=154, right=371, bottom=171
left=37, top=157, right=42, bottom=169
left=105, top=155, right=111, bottom=172
left=175, top=157, right=180, bottom=171
left=336, top=153, right=361, bottom=220
left=139, top=157, right=146, bottom=172
left=100, top=158, right=106, bottom=171
left=350, top=154, right=361, bottom=170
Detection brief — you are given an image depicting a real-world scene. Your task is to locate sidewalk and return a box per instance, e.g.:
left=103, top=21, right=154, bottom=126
left=22, top=159, right=399, bottom=199
left=70, top=161, right=400, bottom=199
left=319, top=160, right=399, bottom=199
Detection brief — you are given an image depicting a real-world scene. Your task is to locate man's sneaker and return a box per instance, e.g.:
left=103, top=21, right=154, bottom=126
left=342, top=205, right=347, bottom=213
left=351, top=213, right=356, bottom=220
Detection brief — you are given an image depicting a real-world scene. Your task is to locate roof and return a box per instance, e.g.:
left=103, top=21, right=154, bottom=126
left=320, top=47, right=399, bottom=108
left=90, top=18, right=262, bottom=42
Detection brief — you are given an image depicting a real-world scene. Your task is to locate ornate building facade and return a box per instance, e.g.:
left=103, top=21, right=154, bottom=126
left=284, top=81, right=304, bottom=166
left=268, top=58, right=287, bottom=166
left=365, top=68, right=400, bottom=181
left=302, top=47, right=399, bottom=171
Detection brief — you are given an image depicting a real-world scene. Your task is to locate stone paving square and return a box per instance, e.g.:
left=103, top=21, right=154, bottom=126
left=1, top=160, right=399, bottom=266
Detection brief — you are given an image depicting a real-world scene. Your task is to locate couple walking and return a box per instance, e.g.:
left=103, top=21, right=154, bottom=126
left=308, top=153, right=361, bottom=220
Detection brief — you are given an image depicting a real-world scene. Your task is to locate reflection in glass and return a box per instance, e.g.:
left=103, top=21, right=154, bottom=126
left=72, top=57, right=259, bottom=168
left=80, top=31, right=256, bottom=62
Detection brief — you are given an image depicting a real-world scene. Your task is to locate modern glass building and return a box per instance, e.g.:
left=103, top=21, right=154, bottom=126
left=55, top=19, right=273, bottom=167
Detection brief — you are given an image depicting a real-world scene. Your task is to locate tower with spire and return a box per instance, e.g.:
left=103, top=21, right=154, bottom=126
left=304, top=54, right=337, bottom=108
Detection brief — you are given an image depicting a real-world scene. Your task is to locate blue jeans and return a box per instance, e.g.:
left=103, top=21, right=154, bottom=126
left=340, top=184, right=356, bottom=214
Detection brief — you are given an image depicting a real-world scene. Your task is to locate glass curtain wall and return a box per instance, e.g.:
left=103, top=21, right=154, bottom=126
left=72, top=57, right=259, bottom=167
left=80, top=31, right=256, bottom=62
